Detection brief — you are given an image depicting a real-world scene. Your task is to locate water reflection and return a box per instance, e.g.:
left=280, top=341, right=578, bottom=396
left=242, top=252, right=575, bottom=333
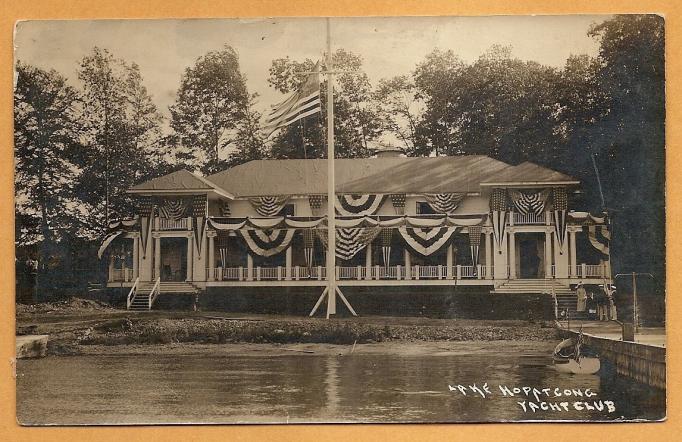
left=16, top=344, right=665, bottom=425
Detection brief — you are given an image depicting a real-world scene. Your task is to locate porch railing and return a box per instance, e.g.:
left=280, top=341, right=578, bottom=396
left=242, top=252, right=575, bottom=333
left=571, top=263, right=608, bottom=279
left=158, top=217, right=188, bottom=231
left=513, top=212, right=546, bottom=225
left=110, top=267, right=133, bottom=282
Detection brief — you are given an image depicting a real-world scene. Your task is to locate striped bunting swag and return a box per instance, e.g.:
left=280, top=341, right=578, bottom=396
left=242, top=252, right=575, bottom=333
left=191, top=195, right=207, bottom=256
left=586, top=225, right=610, bottom=256
left=552, top=187, right=568, bottom=254
left=489, top=188, right=508, bottom=254
left=249, top=195, right=290, bottom=216
left=335, top=194, right=386, bottom=216
left=423, top=193, right=466, bottom=214
left=240, top=229, right=296, bottom=257
left=508, top=189, right=550, bottom=216
left=302, top=229, right=316, bottom=268
left=217, top=231, right=230, bottom=267
left=398, top=227, right=459, bottom=256
left=468, top=225, right=483, bottom=267
left=316, top=227, right=382, bottom=260
left=379, top=228, right=393, bottom=267
left=97, top=230, right=125, bottom=259
left=158, top=197, right=191, bottom=221
left=262, top=61, right=321, bottom=137
left=137, top=196, right=155, bottom=258
left=390, top=193, right=406, bottom=215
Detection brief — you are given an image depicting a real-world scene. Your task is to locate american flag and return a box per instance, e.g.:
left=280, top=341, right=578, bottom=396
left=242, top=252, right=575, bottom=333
left=262, top=61, right=321, bottom=137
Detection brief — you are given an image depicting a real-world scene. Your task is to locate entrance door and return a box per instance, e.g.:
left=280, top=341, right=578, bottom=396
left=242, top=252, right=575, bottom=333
left=160, top=237, right=187, bottom=281
left=517, top=233, right=544, bottom=279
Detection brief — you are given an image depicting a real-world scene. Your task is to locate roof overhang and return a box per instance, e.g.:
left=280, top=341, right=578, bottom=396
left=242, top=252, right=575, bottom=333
left=127, top=188, right=235, bottom=199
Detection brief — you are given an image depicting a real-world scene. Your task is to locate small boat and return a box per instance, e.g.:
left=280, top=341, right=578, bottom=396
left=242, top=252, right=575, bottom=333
left=552, top=333, right=601, bottom=375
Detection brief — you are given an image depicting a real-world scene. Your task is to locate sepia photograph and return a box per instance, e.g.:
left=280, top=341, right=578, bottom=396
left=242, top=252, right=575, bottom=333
left=13, top=15, right=665, bottom=425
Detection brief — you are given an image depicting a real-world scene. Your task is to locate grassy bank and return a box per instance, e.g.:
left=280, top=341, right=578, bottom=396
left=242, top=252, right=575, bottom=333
left=77, top=316, right=559, bottom=346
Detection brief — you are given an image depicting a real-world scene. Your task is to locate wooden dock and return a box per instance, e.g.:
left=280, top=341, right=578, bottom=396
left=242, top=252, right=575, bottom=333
left=561, top=328, right=665, bottom=390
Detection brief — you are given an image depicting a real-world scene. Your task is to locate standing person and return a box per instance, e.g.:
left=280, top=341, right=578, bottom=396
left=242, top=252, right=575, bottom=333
left=576, top=282, right=587, bottom=312
left=595, top=287, right=607, bottom=321
left=605, top=283, right=618, bottom=321
left=586, top=291, right=597, bottom=320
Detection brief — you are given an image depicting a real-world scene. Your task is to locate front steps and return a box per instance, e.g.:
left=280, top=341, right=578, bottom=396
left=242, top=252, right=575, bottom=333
left=128, top=281, right=200, bottom=310
left=492, top=279, right=574, bottom=295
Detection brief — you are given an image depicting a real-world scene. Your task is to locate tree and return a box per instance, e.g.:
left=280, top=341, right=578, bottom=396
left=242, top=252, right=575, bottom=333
left=266, top=49, right=383, bottom=159
left=374, top=75, right=423, bottom=152
left=226, top=94, right=267, bottom=167
left=587, top=15, right=665, bottom=283
left=169, top=45, right=250, bottom=174
left=14, top=63, right=83, bottom=250
left=413, top=46, right=562, bottom=162
left=77, top=47, right=162, bottom=231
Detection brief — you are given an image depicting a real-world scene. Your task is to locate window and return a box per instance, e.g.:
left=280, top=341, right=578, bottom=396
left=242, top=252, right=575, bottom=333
left=416, top=201, right=436, bottom=215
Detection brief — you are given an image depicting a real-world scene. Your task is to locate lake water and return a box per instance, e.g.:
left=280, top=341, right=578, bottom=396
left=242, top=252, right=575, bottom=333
left=16, top=343, right=665, bottom=425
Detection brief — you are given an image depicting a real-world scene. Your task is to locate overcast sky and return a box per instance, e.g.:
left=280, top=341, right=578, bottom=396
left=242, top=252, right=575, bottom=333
left=15, top=16, right=606, bottom=119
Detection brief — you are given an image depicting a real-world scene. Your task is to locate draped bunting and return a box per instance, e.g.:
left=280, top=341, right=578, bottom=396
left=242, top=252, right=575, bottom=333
left=249, top=195, right=290, bottom=216
left=489, top=188, right=508, bottom=254
left=508, top=189, right=550, bottom=216
left=379, top=228, right=393, bottom=267
left=158, top=197, right=191, bottom=221
left=569, top=211, right=607, bottom=225
left=108, top=218, right=138, bottom=229
left=240, top=229, right=296, bottom=257
left=468, top=225, right=483, bottom=267
left=317, top=227, right=382, bottom=260
left=207, top=214, right=488, bottom=231
left=137, top=196, right=154, bottom=258
left=423, top=193, right=466, bottom=214
left=586, top=225, right=610, bottom=256
left=217, top=231, right=230, bottom=267
left=398, top=227, right=459, bottom=256
left=220, top=201, right=232, bottom=217
left=302, top=229, right=316, bottom=268
left=191, top=195, right=207, bottom=255
left=335, top=194, right=386, bottom=216
left=98, top=230, right=125, bottom=259
left=308, top=195, right=324, bottom=216
left=390, top=194, right=406, bottom=215
left=552, top=187, right=568, bottom=254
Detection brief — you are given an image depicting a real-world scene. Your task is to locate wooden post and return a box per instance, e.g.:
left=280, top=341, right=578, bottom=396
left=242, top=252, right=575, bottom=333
left=132, top=236, right=139, bottom=279
left=569, top=229, right=577, bottom=277
left=446, top=244, right=453, bottom=279
left=404, top=249, right=411, bottom=280
left=247, top=254, right=253, bottom=281
left=485, top=231, right=493, bottom=280
left=186, top=235, right=193, bottom=282
left=154, top=236, right=161, bottom=281
left=545, top=230, right=553, bottom=279
left=285, top=246, right=292, bottom=280
left=508, top=230, right=516, bottom=279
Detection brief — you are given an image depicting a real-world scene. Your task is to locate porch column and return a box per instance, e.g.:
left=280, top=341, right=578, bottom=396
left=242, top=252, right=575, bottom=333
left=508, top=230, right=516, bottom=279
left=404, top=249, right=411, bottom=280
left=544, top=230, right=553, bottom=278
left=569, top=229, right=577, bottom=277
left=154, top=236, right=161, bottom=281
left=246, top=254, right=254, bottom=281
left=365, top=245, right=372, bottom=280
left=186, top=236, right=194, bottom=281
left=207, top=234, right=215, bottom=281
left=446, top=244, right=454, bottom=279
left=132, top=236, right=139, bottom=279
left=553, top=233, right=569, bottom=280
left=285, top=246, right=292, bottom=280
left=485, top=231, right=493, bottom=280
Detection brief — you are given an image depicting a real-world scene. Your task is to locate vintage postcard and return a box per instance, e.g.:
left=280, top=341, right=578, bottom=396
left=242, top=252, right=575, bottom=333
left=13, top=15, right=665, bottom=424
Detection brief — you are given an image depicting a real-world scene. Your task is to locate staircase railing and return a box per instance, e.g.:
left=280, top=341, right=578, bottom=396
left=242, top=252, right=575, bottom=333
left=148, top=277, right=161, bottom=310
left=126, top=277, right=140, bottom=310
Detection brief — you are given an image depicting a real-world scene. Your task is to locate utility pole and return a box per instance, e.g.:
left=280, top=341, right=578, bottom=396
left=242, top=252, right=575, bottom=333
left=615, top=272, right=654, bottom=333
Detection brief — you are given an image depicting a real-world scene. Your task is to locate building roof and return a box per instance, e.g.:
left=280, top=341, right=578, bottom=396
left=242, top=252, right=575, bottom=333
left=128, top=156, right=578, bottom=198
left=128, top=169, right=232, bottom=197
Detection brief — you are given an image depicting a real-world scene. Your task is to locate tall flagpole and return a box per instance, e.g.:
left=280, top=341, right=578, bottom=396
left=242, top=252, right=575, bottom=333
left=309, top=18, right=357, bottom=318
left=325, top=17, right=337, bottom=318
